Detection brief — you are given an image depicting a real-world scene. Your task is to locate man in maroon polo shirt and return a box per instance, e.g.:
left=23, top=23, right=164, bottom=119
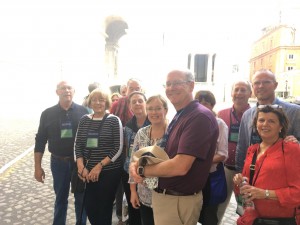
left=130, top=69, right=219, bottom=225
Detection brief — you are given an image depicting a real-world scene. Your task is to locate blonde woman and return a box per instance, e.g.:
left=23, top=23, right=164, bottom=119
left=75, top=88, right=123, bottom=225
left=129, top=95, right=168, bottom=225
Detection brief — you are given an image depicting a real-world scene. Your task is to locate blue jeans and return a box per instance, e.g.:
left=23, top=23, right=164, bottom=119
left=51, top=155, right=87, bottom=225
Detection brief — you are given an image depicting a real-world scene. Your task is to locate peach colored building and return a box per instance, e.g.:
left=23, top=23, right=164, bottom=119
left=249, top=25, right=300, bottom=98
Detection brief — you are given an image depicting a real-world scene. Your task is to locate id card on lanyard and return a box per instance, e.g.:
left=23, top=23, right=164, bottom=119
left=61, top=120, right=73, bottom=138
left=128, top=143, right=134, bottom=158
left=228, top=110, right=240, bottom=143
left=86, top=116, right=105, bottom=148
left=250, top=129, right=261, bottom=145
left=229, top=124, right=239, bottom=142
left=86, top=131, right=99, bottom=148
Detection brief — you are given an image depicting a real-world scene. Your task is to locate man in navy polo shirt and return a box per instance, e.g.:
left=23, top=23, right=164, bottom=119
left=34, top=81, right=88, bottom=225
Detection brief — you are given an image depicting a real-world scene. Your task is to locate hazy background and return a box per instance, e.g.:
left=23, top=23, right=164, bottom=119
left=0, top=0, right=299, bottom=119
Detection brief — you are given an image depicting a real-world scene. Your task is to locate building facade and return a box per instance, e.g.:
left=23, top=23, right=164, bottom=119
left=249, top=25, right=300, bottom=98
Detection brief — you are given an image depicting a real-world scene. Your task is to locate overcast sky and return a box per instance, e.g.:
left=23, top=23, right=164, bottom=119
left=0, top=0, right=299, bottom=117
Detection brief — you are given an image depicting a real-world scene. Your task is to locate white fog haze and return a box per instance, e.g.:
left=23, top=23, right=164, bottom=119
left=0, top=0, right=299, bottom=118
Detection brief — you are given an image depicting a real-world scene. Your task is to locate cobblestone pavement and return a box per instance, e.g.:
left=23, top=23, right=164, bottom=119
left=0, top=117, right=238, bottom=225
left=0, top=117, right=38, bottom=169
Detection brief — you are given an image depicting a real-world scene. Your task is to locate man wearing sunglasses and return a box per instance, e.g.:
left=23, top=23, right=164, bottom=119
left=236, top=69, right=300, bottom=173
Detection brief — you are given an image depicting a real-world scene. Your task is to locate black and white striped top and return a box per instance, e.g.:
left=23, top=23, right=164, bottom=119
left=75, top=114, right=123, bottom=171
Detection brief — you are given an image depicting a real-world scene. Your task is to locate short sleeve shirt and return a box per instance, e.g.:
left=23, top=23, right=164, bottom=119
left=159, top=100, right=219, bottom=194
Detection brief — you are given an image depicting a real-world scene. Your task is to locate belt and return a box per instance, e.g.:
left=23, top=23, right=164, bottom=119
left=154, top=188, right=197, bottom=196
left=225, top=165, right=236, bottom=171
left=51, top=154, right=74, bottom=162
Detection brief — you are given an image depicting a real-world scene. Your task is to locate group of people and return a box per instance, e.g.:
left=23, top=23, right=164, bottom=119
left=34, top=68, right=300, bottom=225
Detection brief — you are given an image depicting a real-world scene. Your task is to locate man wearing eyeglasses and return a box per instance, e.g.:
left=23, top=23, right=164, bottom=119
left=34, top=81, right=89, bottom=225
left=236, top=69, right=300, bottom=173
left=130, top=69, right=219, bottom=225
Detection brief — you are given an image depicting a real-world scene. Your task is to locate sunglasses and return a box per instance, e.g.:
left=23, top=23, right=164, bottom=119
left=257, top=104, right=283, bottom=109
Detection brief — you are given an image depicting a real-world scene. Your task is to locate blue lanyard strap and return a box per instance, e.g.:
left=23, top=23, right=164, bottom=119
left=161, top=109, right=185, bottom=148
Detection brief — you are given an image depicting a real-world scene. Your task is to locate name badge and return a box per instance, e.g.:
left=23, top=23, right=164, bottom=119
left=61, top=121, right=73, bottom=138
left=229, top=124, right=240, bottom=143
left=86, top=131, right=99, bottom=148
left=128, top=144, right=134, bottom=158
left=251, top=132, right=261, bottom=145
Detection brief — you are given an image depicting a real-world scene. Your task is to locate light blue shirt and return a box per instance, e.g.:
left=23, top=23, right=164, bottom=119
left=236, top=98, right=300, bottom=172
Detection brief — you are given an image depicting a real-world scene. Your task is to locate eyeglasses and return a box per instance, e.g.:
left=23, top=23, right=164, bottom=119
left=146, top=107, right=164, bottom=112
left=253, top=80, right=274, bottom=87
left=58, top=86, right=73, bottom=91
left=257, top=104, right=283, bottom=109
left=165, top=80, right=189, bottom=88
left=91, top=98, right=106, bottom=103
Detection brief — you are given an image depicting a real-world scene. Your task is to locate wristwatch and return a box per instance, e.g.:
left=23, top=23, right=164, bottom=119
left=138, top=166, right=145, bottom=177
left=265, top=189, right=270, bottom=199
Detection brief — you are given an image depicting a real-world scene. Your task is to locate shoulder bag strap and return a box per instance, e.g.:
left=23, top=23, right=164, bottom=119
left=249, top=150, right=258, bottom=185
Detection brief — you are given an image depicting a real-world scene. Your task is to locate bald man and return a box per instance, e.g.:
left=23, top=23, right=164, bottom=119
left=34, top=81, right=88, bottom=225
left=236, top=69, right=300, bottom=173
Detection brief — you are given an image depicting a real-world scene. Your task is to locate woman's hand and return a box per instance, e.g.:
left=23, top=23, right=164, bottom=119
left=129, top=161, right=144, bottom=184
left=233, top=173, right=244, bottom=187
left=130, top=190, right=141, bottom=209
left=77, top=159, right=89, bottom=182
left=78, top=167, right=89, bottom=182
left=87, top=163, right=102, bottom=183
left=240, top=185, right=266, bottom=201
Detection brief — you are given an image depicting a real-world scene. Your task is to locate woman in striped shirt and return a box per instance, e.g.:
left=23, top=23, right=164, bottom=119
left=75, top=88, right=123, bottom=225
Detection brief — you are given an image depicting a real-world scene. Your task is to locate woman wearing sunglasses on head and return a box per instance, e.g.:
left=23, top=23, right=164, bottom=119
left=233, top=105, right=300, bottom=225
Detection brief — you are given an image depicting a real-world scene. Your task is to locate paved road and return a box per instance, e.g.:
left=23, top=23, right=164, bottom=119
left=0, top=117, right=238, bottom=225
left=0, top=117, right=38, bottom=169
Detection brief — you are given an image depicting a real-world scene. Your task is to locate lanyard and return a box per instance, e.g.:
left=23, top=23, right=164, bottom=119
left=231, top=109, right=240, bottom=124
left=86, top=114, right=109, bottom=149
left=161, top=109, right=185, bottom=148
left=250, top=128, right=262, bottom=146
left=228, top=110, right=241, bottom=143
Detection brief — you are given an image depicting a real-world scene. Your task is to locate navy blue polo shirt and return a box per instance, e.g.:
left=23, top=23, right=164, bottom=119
left=34, top=102, right=88, bottom=157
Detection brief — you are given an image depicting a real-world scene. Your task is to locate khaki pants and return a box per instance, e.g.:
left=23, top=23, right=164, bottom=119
left=152, top=190, right=202, bottom=225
